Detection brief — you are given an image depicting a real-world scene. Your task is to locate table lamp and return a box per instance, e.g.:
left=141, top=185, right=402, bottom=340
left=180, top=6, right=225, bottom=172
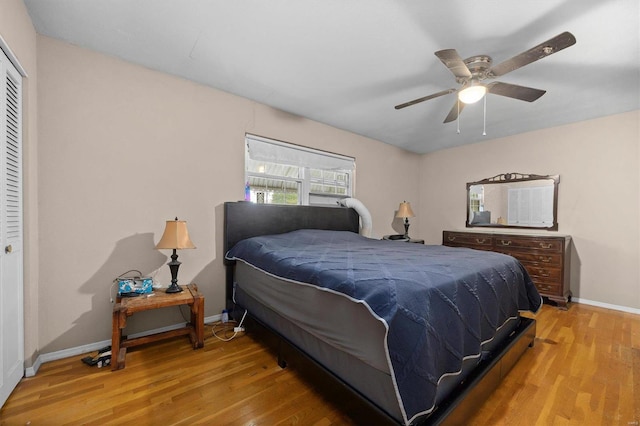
left=156, top=217, right=196, bottom=293
left=396, top=201, right=415, bottom=239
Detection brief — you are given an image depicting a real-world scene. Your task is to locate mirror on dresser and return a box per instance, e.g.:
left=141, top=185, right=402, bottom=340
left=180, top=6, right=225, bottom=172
left=467, top=172, right=559, bottom=231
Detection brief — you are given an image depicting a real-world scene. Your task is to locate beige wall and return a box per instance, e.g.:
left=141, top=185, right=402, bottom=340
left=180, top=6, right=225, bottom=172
left=419, top=111, right=640, bottom=309
left=0, top=0, right=39, bottom=367
left=35, top=36, right=420, bottom=354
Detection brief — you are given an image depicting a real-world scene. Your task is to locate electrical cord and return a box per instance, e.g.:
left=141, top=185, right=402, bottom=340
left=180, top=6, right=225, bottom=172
left=211, top=309, right=248, bottom=342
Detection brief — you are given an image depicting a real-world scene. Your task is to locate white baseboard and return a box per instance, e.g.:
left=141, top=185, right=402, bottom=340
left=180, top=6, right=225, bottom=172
left=25, top=356, right=41, bottom=378
left=25, top=314, right=220, bottom=377
left=573, top=298, right=640, bottom=315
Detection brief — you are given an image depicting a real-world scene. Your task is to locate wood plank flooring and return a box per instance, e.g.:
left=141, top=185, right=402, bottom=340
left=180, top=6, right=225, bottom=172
left=1, top=303, right=639, bottom=425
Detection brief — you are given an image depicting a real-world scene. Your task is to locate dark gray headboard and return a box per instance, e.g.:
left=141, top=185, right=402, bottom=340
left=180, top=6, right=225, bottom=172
left=223, top=201, right=360, bottom=305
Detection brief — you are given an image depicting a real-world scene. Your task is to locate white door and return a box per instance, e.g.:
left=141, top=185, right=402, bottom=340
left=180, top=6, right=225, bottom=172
left=0, top=48, right=23, bottom=408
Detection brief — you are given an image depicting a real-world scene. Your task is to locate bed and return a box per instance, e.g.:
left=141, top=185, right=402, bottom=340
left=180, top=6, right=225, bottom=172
left=223, top=201, right=540, bottom=425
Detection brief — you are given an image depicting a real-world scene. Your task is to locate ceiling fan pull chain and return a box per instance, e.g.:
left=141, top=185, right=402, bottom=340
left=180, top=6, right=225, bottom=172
left=482, top=95, right=487, bottom=136
left=456, top=100, right=461, bottom=134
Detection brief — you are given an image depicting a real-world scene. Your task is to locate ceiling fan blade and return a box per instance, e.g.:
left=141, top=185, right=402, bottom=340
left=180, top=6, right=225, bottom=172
left=489, top=31, right=576, bottom=77
left=487, top=81, right=546, bottom=102
left=394, top=88, right=456, bottom=110
left=443, top=99, right=465, bottom=123
left=435, top=49, right=472, bottom=79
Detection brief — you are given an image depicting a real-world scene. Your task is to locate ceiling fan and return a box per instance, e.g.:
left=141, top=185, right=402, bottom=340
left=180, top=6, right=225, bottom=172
left=395, top=32, right=576, bottom=123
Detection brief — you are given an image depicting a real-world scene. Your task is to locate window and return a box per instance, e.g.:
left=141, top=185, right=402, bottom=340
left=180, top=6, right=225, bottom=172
left=469, top=185, right=484, bottom=213
left=245, top=134, right=355, bottom=206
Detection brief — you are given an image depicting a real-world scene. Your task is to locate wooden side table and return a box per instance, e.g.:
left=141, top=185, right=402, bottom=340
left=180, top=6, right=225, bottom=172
left=111, top=283, right=204, bottom=370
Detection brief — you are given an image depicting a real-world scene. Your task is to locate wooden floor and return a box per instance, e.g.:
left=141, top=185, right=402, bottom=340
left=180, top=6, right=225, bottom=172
left=1, top=303, right=639, bottom=425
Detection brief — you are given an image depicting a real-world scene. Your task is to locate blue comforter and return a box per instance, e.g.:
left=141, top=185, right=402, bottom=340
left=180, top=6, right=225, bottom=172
left=225, top=229, right=541, bottom=424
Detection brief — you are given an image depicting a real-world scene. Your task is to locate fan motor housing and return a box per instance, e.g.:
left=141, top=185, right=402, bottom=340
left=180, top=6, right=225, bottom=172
left=463, top=55, right=493, bottom=81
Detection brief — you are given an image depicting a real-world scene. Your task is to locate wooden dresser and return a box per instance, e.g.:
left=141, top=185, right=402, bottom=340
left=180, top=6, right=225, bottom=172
left=443, top=230, right=571, bottom=308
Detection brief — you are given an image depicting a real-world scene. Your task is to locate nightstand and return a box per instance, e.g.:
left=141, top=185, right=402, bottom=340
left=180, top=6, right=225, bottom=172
left=383, top=235, right=425, bottom=244
left=111, top=283, right=204, bottom=370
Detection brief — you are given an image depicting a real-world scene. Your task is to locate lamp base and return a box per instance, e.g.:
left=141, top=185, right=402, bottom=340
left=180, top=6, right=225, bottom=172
left=165, top=249, right=184, bottom=293
left=403, top=218, right=410, bottom=239
left=165, top=282, right=183, bottom=293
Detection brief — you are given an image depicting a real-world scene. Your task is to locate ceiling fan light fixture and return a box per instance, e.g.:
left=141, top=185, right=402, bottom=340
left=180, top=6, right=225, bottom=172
left=458, top=83, right=487, bottom=104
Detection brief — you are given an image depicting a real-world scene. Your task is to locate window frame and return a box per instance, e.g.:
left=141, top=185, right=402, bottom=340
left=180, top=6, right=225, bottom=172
left=245, top=134, right=355, bottom=206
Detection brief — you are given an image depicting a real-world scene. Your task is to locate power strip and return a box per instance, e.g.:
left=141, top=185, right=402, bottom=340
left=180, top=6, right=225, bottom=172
left=234, top=326, right=245, bottom=333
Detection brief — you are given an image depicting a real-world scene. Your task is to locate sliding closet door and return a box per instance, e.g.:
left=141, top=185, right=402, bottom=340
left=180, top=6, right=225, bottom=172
left=0, top=48, right=23, bottom=408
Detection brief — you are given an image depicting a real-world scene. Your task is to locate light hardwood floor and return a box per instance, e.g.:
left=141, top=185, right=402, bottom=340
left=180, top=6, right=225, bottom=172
left=1, top=303, right=638, bottom=425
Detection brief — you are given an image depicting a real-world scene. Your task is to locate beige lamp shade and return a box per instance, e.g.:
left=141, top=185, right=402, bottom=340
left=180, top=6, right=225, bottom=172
left=156, top=218, right=196, bottom=250
left=396, top=201, right=415, bottom=219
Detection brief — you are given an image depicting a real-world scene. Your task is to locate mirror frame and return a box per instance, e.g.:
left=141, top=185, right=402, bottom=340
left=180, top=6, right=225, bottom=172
left=466, top=172, right=559, bottom=231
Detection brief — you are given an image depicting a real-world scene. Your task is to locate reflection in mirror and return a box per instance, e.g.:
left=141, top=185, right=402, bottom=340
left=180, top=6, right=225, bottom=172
left=467, top=173, right=559, bottom=231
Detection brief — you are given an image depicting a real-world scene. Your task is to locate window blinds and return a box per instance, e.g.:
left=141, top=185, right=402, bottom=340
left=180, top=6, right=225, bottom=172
left=246, top=134, right=355, bottom=172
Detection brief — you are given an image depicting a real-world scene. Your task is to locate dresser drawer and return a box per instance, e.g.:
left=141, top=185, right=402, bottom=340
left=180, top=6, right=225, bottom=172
left=534, top=282, right=562, bottom=295
left=443, top=231, right=492, bottom=250
left=523, top=265, right=562, bottom=282
left=494, top=235, right=563, bottom=252
left=496, top=250, right=563, bottom=267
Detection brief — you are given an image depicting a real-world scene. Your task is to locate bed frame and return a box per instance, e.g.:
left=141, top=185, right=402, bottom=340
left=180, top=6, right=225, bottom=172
left=223, top=201, right=536, bottom=425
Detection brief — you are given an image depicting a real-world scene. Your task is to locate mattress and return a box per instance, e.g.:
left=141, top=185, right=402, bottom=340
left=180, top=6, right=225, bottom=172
left=226, top=229, right=542, bottom=424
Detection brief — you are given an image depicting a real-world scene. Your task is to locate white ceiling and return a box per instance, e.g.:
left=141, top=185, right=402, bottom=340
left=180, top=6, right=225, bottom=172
left=23, top=0, right=640, bottom=154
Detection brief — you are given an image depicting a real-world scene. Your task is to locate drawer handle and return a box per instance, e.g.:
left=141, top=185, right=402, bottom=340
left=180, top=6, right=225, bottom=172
left=539, top=242, right=552, bottom=249
left=539, top=256, right=552, bottom=263
left=500, top=240, right=511, bottom=246
left=448, top=236, right=456, bottom=241
left=475, top=238, right=486, bottom=244
left=538, top=270, right=550, bottom=277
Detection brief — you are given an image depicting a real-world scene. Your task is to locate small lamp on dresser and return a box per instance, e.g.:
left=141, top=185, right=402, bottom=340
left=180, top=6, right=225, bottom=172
left=396, top=201, right=415, bottom=239
left=156, top=217, right=196, bottom=293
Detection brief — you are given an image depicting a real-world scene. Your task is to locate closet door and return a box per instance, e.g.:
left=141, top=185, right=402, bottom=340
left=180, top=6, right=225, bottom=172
left=0, top=48, right=23, bottom=408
